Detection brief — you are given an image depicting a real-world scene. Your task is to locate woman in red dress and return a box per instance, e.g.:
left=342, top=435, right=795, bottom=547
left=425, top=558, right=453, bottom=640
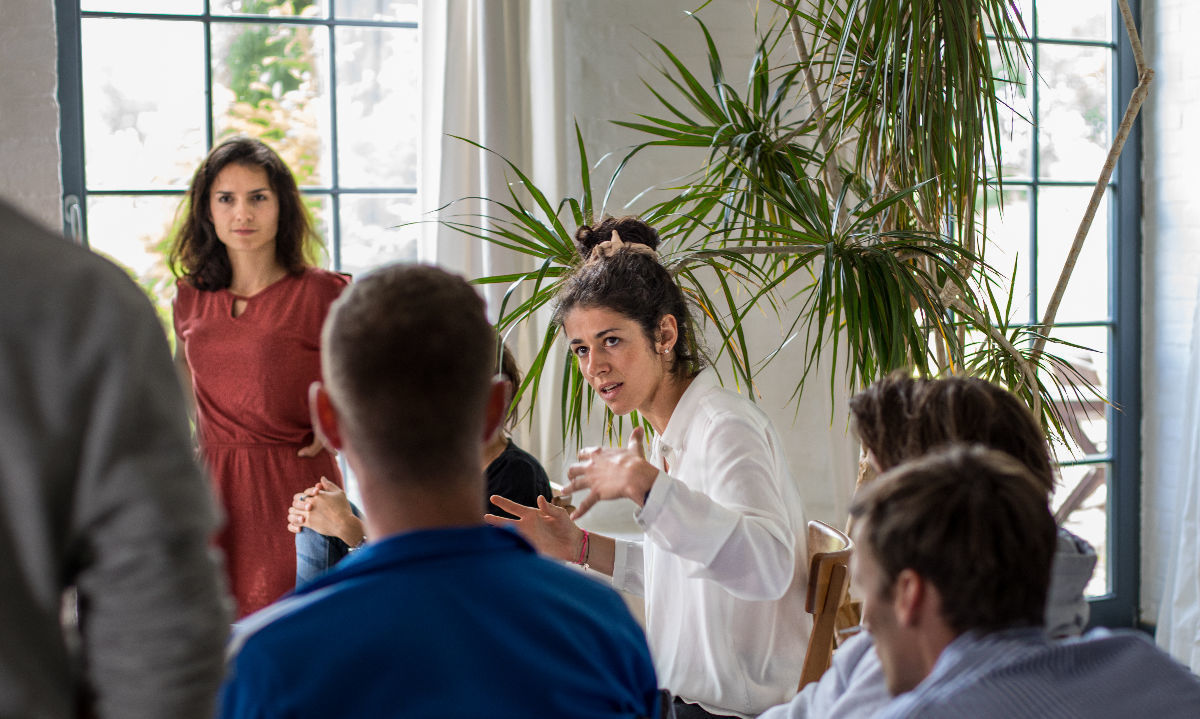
left=170, top=137, right=349, bottom=618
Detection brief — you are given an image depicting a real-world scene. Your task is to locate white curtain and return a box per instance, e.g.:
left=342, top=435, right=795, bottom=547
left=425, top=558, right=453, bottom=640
left=1156, top=286, right=1200, bottom=670
left=419, top=0, right=570, bottom=474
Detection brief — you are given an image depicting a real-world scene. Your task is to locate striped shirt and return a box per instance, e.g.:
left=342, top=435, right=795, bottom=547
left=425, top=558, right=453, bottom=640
left=878, top=627, right=1200, bottom=718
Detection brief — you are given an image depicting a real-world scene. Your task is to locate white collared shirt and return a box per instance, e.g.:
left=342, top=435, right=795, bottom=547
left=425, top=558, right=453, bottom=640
left=611, top=369, right=809, bottom=718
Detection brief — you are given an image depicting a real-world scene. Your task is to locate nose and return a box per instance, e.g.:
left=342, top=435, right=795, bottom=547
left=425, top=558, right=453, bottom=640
left=582, top=350, right=608, bottom=379
left=233, top=198, right=253, bottom=222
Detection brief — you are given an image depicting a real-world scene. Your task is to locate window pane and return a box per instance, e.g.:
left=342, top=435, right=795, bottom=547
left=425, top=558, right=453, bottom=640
left=211, top=22, right=332, bottom=187
left=982, top=186, right=1033, bottom=324
left=86, top=194, right=184, bottom=338
left=82, top=0, right=202, bottom=12
left=82, top=19, right=207, bottom=190
left=986, top=41, right=1033, bottom=180
left=1052, top=462, right=1110, bottom=597
left=1037, top=44, right=1112, bottom=182
left=1037, top=0, right=1110, bottom=42
left=1036, top=186, right=1110, bottom=323
left=211, top=0, right=328, bottom=18
left=338, top=194, right=420, bottom=277
left=336, top=0, right=418, bottom=22
left=1042, top=324, right=1109, bottom=458
left=303, top=194, right=335, bottom=268
left=335, top=26, right=419, bottom=188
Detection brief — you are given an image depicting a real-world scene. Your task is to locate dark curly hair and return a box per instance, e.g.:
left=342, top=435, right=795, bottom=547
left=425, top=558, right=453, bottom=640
left=849, top=371, right=1055, bottom=495
left=552, top=216, right=703, bottom=380
left=169, top=136, right=320, bottom=290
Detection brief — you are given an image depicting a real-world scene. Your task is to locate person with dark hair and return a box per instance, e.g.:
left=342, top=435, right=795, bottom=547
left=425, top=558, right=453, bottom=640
left=286, top=341, right=553, bottom=585
left=760, top=372, right=1098, bottom=719
left=844, top=445, right=1200, bottom=718
left=0, top=197, right=230, bottom=718
left=217, top=264, right=659, bottom=719
left=487, top=217, right=809, bottom=719
left=170, top=136, right=350, bottom=617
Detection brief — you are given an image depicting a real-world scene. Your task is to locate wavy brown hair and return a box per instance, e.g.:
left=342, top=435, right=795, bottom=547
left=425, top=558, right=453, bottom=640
left=169, top=137, right=320, bottom=290
left=849, top=371, right=1055, bottom=495
left=552, top=216, right=703, bottom=380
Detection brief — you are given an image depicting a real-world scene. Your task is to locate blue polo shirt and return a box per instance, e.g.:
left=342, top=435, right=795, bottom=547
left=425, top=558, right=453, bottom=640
left=218, top=526, right=659, bottom=719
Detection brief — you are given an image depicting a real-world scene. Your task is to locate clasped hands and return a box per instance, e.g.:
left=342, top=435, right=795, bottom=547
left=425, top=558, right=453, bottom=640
left=484, top=427, right=657, bottom=561
left=286, top=477, right=362, bottom=547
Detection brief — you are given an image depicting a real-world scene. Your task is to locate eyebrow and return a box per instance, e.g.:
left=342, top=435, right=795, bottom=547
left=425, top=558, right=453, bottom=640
left=568, top=328, right=621, bottom=345
left=214, top=187, right=271, bottom=194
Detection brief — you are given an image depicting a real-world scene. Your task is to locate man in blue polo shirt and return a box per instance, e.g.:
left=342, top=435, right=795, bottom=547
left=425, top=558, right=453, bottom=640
left=217, top=264, right=659, bottom=719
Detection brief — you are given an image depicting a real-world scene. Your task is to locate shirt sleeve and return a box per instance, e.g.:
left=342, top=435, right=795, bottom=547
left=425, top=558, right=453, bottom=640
left=635, top=411, right=799, bottom=600
left=611, top=537, right=645, bottom=597
left=70, top=262, right=232, bottom=719
left=756, top=633, right=888, bottom=719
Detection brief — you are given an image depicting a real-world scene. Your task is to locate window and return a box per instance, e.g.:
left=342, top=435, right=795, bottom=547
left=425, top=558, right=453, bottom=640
left=987, top=0, right=1141, bottom=626
left=56, top=0, right=422, bottom=332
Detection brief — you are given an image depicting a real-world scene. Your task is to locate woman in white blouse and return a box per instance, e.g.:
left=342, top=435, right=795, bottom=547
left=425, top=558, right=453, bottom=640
left=486, top=216, right=809, bottom=719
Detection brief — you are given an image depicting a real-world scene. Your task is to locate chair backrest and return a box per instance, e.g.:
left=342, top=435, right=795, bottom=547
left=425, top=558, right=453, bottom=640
left=798, top=520, right=854, bottom=690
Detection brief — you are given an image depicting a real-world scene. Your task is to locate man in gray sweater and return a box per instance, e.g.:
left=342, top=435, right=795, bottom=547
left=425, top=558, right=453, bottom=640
left=0, top=199, right=230, bottom=718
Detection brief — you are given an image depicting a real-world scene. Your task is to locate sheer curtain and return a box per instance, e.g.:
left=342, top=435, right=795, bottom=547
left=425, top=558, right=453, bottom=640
left=1156, top=287, right=1200, bottom=671
left=420, top=0, right=569, bottom=472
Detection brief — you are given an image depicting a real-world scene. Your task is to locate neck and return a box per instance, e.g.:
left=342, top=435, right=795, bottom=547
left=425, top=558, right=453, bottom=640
left=349, top=449, right=486, bottom=539
left=482, top=432, right=508, bottom=469
left=642, top=372, right=696, bottom=434
left=228, top=250, right=288, bottom=295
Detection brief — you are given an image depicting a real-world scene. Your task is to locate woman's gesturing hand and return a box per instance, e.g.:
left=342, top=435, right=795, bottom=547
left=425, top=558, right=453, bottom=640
left=485, top=495, right=583, bottom=563
left=561, top=427, right=659, bottom=520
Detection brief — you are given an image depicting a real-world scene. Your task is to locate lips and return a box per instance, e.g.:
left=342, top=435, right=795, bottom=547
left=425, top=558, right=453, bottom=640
left=597, top=381, right=623, bottom=401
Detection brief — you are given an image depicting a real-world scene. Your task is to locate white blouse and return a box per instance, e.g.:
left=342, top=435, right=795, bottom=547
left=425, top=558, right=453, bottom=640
left=611, top=369, right=809, bottom=718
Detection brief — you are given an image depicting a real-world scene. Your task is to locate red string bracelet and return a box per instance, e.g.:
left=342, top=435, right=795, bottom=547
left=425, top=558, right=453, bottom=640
left=576, top=530, right=590, bottom=567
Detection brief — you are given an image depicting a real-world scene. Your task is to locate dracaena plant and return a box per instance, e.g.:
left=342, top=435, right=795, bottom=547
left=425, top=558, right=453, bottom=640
left=442, top=0, right=1103, bottom=449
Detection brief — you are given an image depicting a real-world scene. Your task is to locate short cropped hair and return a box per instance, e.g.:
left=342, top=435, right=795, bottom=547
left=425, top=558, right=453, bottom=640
left=850, top=444, right=1058, bottom=634
left=322, top=264, right=494, bottom=480
left=849, top=372, right=1055, bottom=495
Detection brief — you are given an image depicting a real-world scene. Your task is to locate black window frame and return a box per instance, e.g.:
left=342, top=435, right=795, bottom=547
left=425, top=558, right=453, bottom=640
left=990, top=0, right=1142, bottom=627
left=55, top=0, right=419, bottom=271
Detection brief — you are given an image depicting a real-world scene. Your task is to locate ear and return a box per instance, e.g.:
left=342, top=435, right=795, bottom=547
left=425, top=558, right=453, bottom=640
left=892, top=568, right=926, bottom=627
left=655, top=313, right=679, bottom=355
left=309, top=381, right=344, bottom=451
left=482, top=377, right=507, bottom=443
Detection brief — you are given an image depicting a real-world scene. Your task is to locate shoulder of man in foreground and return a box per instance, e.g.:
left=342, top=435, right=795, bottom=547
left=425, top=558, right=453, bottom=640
left=876, top=627, right=1200, bottom=719
left=219, top=526, right=659, bottom=719
left=0, top=198, right=230, bottom=719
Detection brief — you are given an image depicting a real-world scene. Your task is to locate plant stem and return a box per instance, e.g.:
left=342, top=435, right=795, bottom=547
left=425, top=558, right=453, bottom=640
left=1032, top=0, right=1152, bottom=358
left=781, top=0, right=847, bottom=228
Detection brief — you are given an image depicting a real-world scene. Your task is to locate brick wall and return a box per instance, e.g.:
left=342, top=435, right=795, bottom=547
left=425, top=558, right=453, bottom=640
left=0, top=1, right=62, bottom=229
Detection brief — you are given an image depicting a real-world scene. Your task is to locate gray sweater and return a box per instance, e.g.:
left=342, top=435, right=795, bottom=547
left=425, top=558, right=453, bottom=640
left=0, top=200, right=230, bottom=718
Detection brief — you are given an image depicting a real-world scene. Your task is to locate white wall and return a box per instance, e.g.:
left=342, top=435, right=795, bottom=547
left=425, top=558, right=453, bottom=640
left=0, top=0, right=62, bottom=229
left=1140, top=0, right=1200, bottom=624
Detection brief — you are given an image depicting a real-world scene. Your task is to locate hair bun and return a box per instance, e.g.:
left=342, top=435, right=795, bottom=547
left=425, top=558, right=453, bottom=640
left=575, top=216, right=661, bottom=260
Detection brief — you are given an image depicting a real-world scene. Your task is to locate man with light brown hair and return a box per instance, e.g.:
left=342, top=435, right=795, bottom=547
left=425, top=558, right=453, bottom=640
left=848, top=445, right=1200, bottom=718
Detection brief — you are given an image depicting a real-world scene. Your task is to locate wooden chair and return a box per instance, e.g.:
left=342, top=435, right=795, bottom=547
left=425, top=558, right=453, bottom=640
left=798, top=520, right=854, bottom=690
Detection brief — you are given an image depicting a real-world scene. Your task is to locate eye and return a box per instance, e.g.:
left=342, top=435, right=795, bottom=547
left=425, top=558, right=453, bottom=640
left=572, top=345, right=588, bottom=358
left=603, top=336, right=619, bottom=348
left=253, top=193, right=269, bottom=202
left=216, top=195, right=232, bottom=203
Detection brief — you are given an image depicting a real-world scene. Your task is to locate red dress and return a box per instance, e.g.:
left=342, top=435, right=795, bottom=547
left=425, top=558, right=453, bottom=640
left=174, top=267, right=350, bottom=617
